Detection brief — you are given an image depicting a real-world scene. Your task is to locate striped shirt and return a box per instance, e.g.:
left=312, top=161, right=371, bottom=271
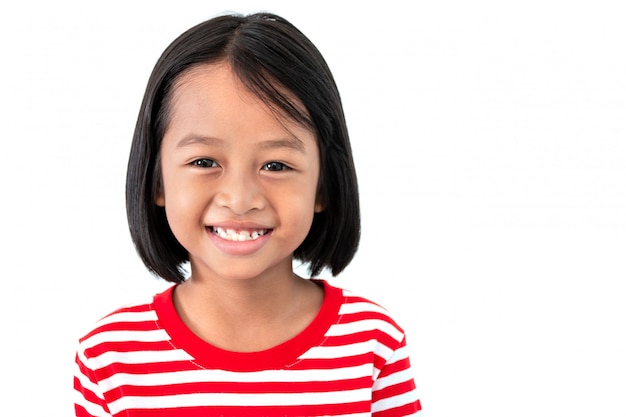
left=74, top=280, right=422, bottom=416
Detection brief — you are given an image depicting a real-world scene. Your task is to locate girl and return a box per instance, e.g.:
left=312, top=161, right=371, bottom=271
left=74, top=12, right=422, bottom=417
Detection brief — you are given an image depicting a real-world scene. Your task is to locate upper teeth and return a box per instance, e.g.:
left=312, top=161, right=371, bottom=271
left=213, top=227, right=267, bottom=241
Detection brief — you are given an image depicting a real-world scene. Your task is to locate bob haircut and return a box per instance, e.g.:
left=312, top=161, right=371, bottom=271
left=126, top=12, right=360, bottom=283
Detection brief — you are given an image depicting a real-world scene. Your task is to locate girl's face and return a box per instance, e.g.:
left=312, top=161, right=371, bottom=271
left=156, top=63, right=323, bottom=282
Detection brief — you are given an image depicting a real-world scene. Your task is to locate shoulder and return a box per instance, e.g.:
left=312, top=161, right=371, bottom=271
left=323, top=280, right=408, bottom=346
left=75, top=286, right=174, bottom=353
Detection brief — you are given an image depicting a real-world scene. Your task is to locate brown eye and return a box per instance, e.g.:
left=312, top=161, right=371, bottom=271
left=192, top=158, right=218, bottom=168
left=262, top=162, right=290, bottom=171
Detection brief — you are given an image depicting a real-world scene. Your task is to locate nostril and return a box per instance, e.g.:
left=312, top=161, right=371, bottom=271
left=214, top=182, right=266, bottom=215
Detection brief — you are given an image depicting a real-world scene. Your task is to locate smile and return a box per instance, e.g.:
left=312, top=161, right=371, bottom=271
left=210, top=226, right=269, bottom=242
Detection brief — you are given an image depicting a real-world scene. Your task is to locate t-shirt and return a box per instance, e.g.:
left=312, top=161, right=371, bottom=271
left=74, top=280, right=422, bottom=416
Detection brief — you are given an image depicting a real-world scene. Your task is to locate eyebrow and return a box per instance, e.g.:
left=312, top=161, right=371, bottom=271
left=176, top=135, right=224, bottom=148
left=259, top=137, right=305, bottom=152
left=176, top=134, right=306, bottom=152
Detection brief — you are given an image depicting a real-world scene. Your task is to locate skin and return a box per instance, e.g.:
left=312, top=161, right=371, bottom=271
left=156, top=62, right=324, bottom=352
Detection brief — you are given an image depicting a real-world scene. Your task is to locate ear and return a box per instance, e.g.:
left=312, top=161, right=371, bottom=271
left=155, top=184, right=165, bottom=207
left=314, top=194, right=326, bottom=213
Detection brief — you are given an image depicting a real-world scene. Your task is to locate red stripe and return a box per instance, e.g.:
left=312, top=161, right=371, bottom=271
left=80, top=317, right=157, bottom=342
left=75, top=354, right=99, bottom=386
left=373, top=378, right=417, bottom=403
left=74, top=404, right=98, bottom=417
left=87, top=318, right=160, bottom=335
left=322, top=329, right=403, bottom=349
left=94, top=359, right=197, bottom=381
left=112, top=402, right=372, bottom=417
left=374, top=399, right=422, bottom=417
left=377, top=356, right=412, bottom=380
left=340, top=310, right=403, bottom=331
left=86, top=340, right=176, bottom=358
left=287, top=352, right=373, bottom=370
left=74, top=376, right=111, bottom=414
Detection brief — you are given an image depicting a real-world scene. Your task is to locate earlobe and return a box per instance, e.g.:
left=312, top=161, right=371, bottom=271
left=314, top=196, right=326, bottom=213
left=155, top=188, right=165, bottom=207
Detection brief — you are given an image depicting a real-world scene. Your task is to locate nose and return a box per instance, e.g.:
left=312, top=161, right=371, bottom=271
left=214, top=170, right=265, bottom=215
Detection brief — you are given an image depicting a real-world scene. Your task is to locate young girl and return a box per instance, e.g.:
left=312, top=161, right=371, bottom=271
left=74, top=12, right=422, bottom=417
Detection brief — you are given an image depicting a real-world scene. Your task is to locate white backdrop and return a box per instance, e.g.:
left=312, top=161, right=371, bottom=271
left=1, top=1, right=625, bottom=416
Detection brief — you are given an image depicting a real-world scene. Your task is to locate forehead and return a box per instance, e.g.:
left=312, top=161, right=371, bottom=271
left=164, top=63, right=318, bottom=150
left=169, top=62, right=312, bottom=127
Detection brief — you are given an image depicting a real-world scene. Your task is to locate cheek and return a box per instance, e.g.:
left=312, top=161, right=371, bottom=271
left=162, top=182, right=208, bottom=229
left=160, top=163, right=206, bottom=211
left=173, top=189, right=204, bottom=212
left=276, top=187, right=318, bottom=230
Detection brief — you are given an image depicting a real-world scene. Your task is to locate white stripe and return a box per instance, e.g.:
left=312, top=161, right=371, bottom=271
left=94, top=348, right=194, bottom=369
left=339, top=301, right=391, bottom=316
left=301, top=339, right=394, bottom=369
left=372, top=344, right=411, bottom=380
left=333, top=414, right=371, bottom=417
left=109, top=388, right=372, bottom=414
left=74, top=360, right=110, bottom=417
left=374, top=368, right=415, bottom=391
left=328, top=319, right=405, bottom=342
left=74, top=359, right=106, bottom=401
left=386, top=345, right=410, bottom=365
left=96, top=310, right=158, bottom=326
left=73, top=388, right=112, bottom=417
left=81, top=328, right=171, bottom=350
left=302, top=339, right=381, bottom=359
left=101, top=363, right=374, bottom=391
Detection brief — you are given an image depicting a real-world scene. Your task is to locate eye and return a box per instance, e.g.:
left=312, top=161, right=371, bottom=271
left=192, top=158, right=219, bottom=168
left=262, top=161, right=290, bottom=171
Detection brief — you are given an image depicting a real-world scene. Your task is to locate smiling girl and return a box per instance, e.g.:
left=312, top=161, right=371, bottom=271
left=74, top=12, right=422, bottom=417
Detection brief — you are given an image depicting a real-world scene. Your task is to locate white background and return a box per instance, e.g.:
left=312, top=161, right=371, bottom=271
left=1, top=1, right=625, bottom=416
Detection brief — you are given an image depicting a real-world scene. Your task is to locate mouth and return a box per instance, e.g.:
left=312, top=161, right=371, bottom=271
left=209, top=226, right=270, bottom=242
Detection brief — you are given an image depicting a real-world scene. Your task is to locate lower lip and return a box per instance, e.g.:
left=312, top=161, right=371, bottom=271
left=207, top=228, right=272, bottom=256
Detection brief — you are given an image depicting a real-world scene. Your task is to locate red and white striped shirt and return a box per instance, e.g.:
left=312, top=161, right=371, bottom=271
left=74, top=280, right=422, bottom=416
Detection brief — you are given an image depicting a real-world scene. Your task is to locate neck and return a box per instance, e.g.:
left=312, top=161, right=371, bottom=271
left=172, top=268, right=324, bottom=352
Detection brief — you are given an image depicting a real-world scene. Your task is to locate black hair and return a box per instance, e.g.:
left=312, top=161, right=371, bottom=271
left=126, top=12, right=360, bottom=283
